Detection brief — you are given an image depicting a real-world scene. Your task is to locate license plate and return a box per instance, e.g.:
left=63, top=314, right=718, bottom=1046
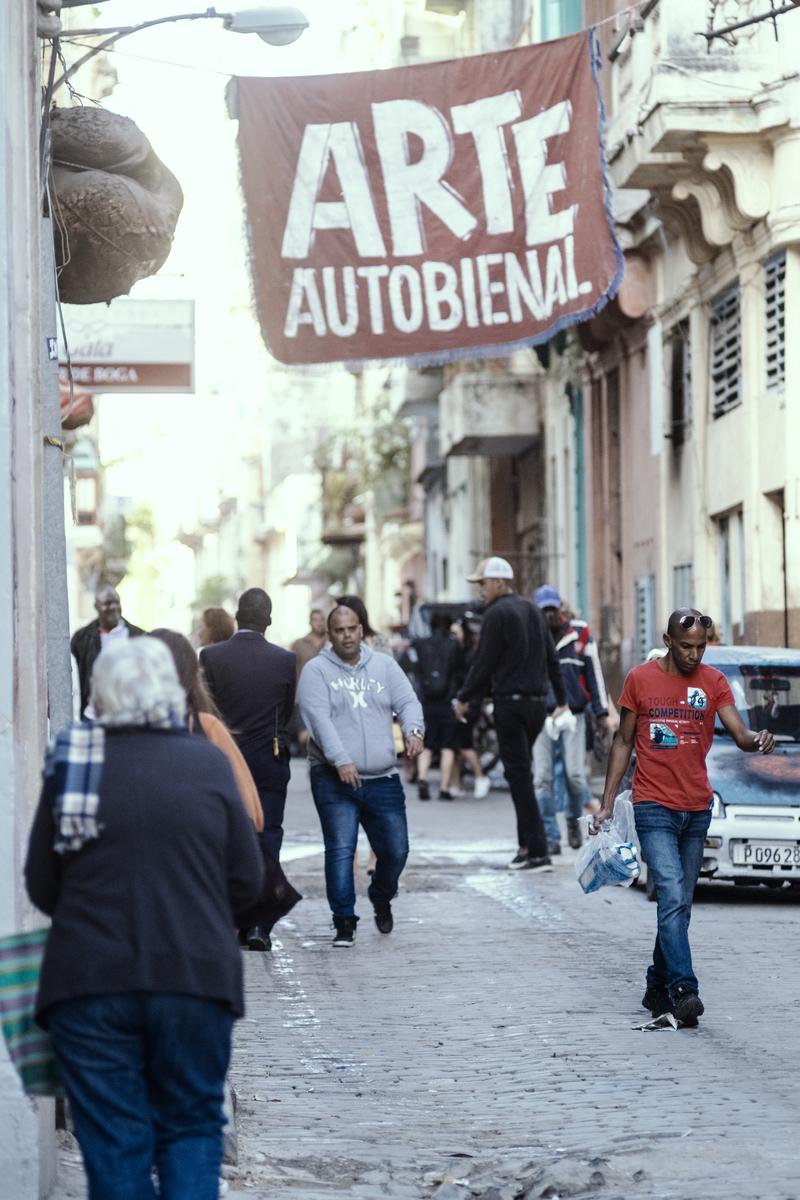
left=731, top=841, right=800, bottom=867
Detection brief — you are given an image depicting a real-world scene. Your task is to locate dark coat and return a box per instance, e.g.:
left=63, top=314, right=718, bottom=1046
left=25, top=727, right=264, bottom=1023
left=457, top=593, right=567, bottom=706
left=70, top=618, right=146, bottom=716
left=200, top=631, right=296, bottom=760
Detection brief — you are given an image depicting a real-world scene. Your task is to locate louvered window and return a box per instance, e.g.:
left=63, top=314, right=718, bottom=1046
left=765, top=252, right=786, bottom=391
left=672, top=562, right=694, bottom=610
left=634, top=574, right=656, bottom=663
left=669, top=320, right=691, bottom=447
left=710, top=285, right=742, bottom=418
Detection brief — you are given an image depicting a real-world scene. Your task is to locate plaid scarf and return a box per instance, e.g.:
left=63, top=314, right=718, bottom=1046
left=45, top=724, right=107, bottom=854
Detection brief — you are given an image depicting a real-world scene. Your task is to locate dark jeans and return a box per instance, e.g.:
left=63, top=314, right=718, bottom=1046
left=634, top=801, right=712, bottom=999
left=244, top=748, right=290, bottom=861
left=310, top=765, right=409, bottom=918
left=47, top=992, right=233, bottom=1200
left=493, top=696, right=548, bottom=856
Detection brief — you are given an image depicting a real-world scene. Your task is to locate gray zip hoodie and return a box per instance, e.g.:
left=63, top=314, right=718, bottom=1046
left=298, top=644, right=424, bottom=776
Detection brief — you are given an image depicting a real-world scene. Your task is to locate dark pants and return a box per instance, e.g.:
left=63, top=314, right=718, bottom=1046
left=493, top=696, right=548, bottom=856
left=47, top=992, right=233, bottom=1200
left=244, top=748, right=290, bottom=861
left=634, top=802, right=712, bottom=999
left=310, top=765, right=409, bottom=918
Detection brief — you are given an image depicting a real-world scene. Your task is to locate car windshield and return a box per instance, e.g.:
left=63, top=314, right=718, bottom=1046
left=716, top=665, right=800, bottom=742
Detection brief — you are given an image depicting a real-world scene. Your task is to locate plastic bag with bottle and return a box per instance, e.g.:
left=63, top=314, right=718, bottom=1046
left=575, top=791, right=641, bottom=894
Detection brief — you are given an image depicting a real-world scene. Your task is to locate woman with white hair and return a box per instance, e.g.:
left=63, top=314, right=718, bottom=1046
left=24, top=637, right=264, bottom=1200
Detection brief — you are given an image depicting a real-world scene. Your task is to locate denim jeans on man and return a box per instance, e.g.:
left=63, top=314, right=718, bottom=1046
left=634, top=801, right=712, bottom=999
left=310, top=766, right=409, bottom=917
left=47, top=992, right=233, bottom=1200
left=493, top=696, right=549, bottom=856
left=533, top=713, right=590, bottom=845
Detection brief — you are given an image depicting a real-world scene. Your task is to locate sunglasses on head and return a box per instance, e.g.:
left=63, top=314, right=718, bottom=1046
left=678, top=614, right=713, bottom=630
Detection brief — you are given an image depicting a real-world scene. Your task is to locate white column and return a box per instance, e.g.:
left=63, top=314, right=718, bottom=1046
left=783, top=246, right=800, bottom=644
left=0, top=4, right=54, bottom=1196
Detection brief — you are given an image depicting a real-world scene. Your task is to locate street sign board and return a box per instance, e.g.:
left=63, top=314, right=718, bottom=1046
left=58, top=298, right=195, bottom=393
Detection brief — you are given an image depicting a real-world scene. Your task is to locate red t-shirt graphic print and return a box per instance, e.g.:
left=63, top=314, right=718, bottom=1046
left=619, top=659, right=735, bottom=811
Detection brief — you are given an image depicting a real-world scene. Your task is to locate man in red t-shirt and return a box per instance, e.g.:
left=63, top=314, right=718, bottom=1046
left=594, top=609, right=774, bottom=1026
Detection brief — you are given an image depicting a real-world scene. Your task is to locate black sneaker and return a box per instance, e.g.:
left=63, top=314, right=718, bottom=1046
left=332, top=916, right=358, bottom=947
left=547, top=841, right=562, bottom=856
left=672, top=987, right=704, bottom=1027
left=438, top=790, right=455, bottom=801
left=370, top=896, right=394, bottom=934
left=508, top=849, right=530, bottom=870
left=516, top=855, right=554, bottom=873
left=418, top=781, right=431, bottom=801
left=642, top=985, right=671, bottom=1016
left=567, top=820, right=583, bottom=850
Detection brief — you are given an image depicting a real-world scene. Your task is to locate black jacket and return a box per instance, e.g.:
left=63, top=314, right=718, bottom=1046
left=25, top=727, right=264, bottom=1023
left=200, top=631, right=296, bottom=760
left=457, top=592, right=566, bottom=706
left=70, top=618, right=146, bottom=717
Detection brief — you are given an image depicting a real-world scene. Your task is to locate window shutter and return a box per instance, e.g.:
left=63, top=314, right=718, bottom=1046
left=710, top=286, right=741, bottom=418
left=634, top=575, right=655, bottom=663
left=765, top=252, right=786, bottom=392
left=672, top=562, right=694, bottom=610
left=669, top=320, right=691, bottom=446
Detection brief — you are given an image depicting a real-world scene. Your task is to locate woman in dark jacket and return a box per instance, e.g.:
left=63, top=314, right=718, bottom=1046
left=25, top=637, right=263, bottom=1200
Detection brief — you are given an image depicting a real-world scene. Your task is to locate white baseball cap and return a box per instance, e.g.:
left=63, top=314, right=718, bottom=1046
left=466, top=555, right=514, bottom=583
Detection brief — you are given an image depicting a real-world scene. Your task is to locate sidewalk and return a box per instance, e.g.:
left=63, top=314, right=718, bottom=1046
left=52, top=764, right=800, bottom=1199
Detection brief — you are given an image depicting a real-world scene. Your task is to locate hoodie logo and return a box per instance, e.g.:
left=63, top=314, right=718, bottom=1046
left=330, top=674, right=385, bottom=705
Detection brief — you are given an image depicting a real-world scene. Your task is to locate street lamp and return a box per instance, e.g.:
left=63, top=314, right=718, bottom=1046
left=54, top=5, right=309, bottom=88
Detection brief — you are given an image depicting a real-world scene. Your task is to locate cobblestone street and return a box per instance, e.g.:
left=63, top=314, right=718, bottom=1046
left=54, top=766, right=800, bottom=1200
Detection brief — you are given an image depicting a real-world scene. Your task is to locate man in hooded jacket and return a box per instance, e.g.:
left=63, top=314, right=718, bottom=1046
left=298, top=603, right=424, bottom=947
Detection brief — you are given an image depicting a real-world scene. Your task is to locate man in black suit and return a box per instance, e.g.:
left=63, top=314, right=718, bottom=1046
left=71, top=585, right=146, bottom=718
left=201, top=588, right=296, bottom=952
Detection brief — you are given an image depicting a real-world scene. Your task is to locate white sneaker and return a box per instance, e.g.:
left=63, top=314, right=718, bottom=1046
left=473, top=776, right=491, bottom=799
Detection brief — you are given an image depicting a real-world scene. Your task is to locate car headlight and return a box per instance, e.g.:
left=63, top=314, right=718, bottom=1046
left=710, top=791, right=725, bottom=819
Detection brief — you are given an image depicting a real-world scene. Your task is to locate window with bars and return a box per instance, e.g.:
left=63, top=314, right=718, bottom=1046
left=710, top=285, right=742, bottom=418
left=669, top=320, right=691, bottom=447
left=765, top=252, right=786, bottom=391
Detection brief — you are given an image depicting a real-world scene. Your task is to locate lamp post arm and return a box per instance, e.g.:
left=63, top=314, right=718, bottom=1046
left=53, top=8, right=231, bottom=90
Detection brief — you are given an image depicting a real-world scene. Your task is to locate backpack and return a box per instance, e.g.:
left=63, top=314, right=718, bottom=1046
left=414, top=636, right=457, bottom=702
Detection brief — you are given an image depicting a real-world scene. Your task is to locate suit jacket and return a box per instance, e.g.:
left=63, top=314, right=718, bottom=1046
left=70, top=617, right=146, bottom=717
left=200, top=631, right=296, bottom=760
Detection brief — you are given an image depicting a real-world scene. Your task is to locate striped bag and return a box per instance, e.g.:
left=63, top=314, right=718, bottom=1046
left=0, top=928, right=63, bottom=1096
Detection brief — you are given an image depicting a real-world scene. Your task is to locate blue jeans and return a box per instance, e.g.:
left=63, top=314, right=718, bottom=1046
left=533, top=714, right=590, bottom=844
left=634, top=802, right=712, bottom=999
left=310, top=766, right=409, bottom=918
left=47, top=993, right=233, bottom=1200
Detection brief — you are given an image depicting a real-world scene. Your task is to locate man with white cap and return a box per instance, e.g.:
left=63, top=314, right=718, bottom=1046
left=454, top=556, right=568, bottom=871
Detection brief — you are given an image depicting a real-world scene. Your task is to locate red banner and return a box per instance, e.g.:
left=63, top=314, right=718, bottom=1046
left=234, top=32, right=622, bottom=367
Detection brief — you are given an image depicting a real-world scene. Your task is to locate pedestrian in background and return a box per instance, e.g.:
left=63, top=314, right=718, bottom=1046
left=595, top=608, right=774, bottom=1026
left=409, top=611, right=461, bottom=801
left=298, top=603, right=424, bottom=947
left=532, top=585, right=609, bottom=855
left=448, top=617, right=491, bottom=799
left=150, top=628, right=263, bottom=833
left=197, top=606, right=235, bottom=648
left=25, top=638, right=263, bottom=1200
left=70, top=585, right=146, bottom=718
left=201, top=588, right=296, bottom=899
left=290, top=609, right=327, bottom=754
left=454, top=557, right=568, bottom=872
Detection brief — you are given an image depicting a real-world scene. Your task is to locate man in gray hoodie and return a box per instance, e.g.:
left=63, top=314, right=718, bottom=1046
left=298, top=603, right=424, bottom=947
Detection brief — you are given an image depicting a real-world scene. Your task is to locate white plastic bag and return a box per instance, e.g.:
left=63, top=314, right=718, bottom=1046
left=575, top=791, right=641, bottom=894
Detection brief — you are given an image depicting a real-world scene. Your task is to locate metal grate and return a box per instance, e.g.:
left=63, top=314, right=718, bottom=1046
left=765, top=252, right=786, bottom=391
left=710, top=285, right=742, bottom=418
